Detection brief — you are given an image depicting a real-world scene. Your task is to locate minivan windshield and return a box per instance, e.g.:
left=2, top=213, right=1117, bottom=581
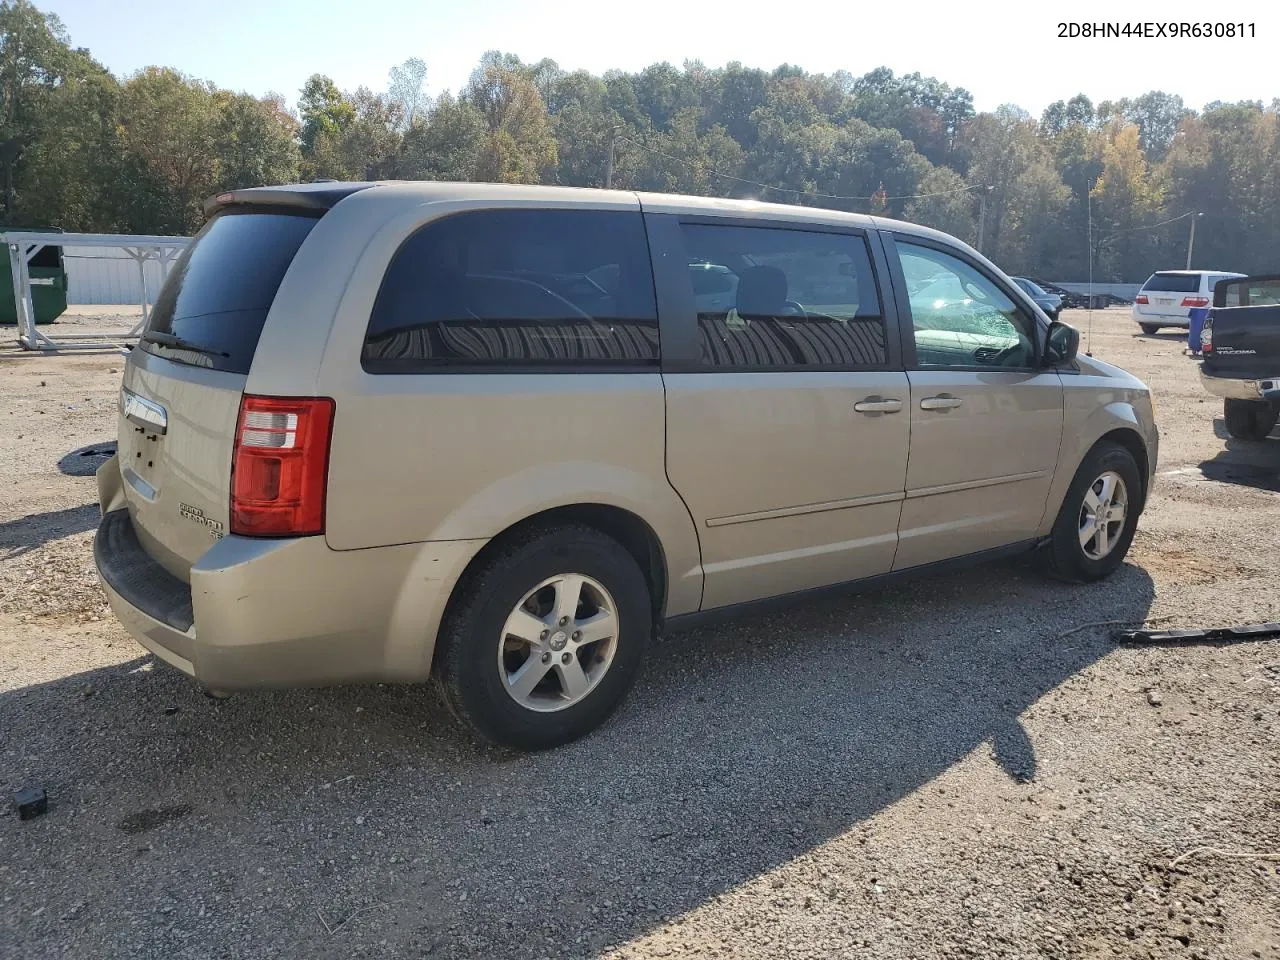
left=141, top=210, right=318, bottom=374
left=1142, top=273, right=1200, bottom=293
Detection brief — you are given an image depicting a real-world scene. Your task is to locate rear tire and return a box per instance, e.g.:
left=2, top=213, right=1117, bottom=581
left=1139, top=323, right=1160, bottom=335
left=436, top=524, right=651, bottom=751
left=1043, top=441, right=1142, bottom=583
left=1224, top=399, right=1278, bottom=441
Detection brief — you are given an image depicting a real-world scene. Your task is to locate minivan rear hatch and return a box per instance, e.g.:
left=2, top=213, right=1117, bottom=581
left=1137, top=272, right=1201, bottom=318
left=117, top=204, right=325, bottom=579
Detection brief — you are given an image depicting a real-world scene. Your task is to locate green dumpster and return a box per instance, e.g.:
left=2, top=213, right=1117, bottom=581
left=0, top=227, right=69, bottom=325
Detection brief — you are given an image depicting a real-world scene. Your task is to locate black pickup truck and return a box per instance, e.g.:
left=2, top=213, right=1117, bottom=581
left=1199, top=274, right=1280, bottom=440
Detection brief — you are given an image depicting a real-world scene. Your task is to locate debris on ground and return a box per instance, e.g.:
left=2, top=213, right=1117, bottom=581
left=14, top=785, right=48, bottom=820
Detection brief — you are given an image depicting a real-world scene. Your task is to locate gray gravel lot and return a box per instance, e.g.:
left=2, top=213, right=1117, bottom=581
left=2, top=308, right=1278, bottom=959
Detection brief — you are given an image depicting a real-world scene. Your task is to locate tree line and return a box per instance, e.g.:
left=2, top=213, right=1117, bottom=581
left=3, top=0, right=1278, bottom=281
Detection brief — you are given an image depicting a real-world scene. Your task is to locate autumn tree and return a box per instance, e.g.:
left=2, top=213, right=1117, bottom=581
left=1090, top=123, right=1163, bottom=280
left=465, top=57, right=557, bottom=183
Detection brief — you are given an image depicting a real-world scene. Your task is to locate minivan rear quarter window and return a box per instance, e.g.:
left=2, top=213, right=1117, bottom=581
left=1142, top=273, right=1201, bottom=294
left=363, top=209, right=659, bottom=371
left=142, top=210, right=319, bottom=374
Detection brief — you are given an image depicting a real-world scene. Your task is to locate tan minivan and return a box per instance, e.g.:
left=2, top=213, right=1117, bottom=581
left=95, top=181, right=1158, bottom=749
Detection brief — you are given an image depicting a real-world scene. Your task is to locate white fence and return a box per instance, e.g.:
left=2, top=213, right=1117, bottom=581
left=7, top=231, right=189, bottom=350
left=64, top=245, right=176, bottom=305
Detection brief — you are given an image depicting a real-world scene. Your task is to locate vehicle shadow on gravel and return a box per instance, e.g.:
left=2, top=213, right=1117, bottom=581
left=0, top=560, right=1154, bottom=959
left=1200, top=428, right=1280, bottom=491
left=0, top=502, right=99, bottom=558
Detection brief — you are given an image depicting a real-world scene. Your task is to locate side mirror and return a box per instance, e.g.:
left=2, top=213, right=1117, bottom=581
left=1044, top=320, right=1080, bottom=366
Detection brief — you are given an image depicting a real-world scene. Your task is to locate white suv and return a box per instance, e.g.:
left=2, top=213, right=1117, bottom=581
left=1133, top=270, right=1244, bottom=334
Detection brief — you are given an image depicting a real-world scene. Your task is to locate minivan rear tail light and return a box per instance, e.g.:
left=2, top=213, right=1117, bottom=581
left=1135, top=294, right=1149, bottom=304
left=231, top=395, right=335, bottom=537
left=1182, top=296, right=1210, bottom=308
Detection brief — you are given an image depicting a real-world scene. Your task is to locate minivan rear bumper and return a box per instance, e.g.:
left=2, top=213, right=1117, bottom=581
left=94, top=459, right=485, bottom=690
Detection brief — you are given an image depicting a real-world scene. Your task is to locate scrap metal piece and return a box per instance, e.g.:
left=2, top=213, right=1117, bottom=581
left=1115, top=622, right=1280, bottom=644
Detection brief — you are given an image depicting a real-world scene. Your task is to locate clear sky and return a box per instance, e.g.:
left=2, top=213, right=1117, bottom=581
left=43, top=0, right=1277, bottom=116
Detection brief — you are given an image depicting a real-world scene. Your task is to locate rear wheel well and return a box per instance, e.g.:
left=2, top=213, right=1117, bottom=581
left=435, top=505, right=667, bottom=666
left=1096, top=428, right=1149, bottom=509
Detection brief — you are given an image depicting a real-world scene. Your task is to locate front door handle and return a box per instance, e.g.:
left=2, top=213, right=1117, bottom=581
left=853, top=396, right=903, bottom=414
left=920, top=395, right=964, bottom=410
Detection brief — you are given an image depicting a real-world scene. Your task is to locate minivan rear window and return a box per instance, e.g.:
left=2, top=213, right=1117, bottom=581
left=1142, top=273, right=1200, bottom=293
left=141, top=210, right=318, bottom=374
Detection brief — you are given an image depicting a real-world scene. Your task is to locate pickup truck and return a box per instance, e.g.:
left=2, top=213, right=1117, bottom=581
left=1199, top=274, right=1280, bottom=440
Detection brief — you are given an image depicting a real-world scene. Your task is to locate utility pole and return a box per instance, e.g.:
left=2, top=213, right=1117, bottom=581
left=1086, top=178, right=1094, bottom=355
left=975, top=185, right=993, bottom=254
left=1185, top=212, right=1202, bottom=269
left=604, top=127, right=620, bottom=189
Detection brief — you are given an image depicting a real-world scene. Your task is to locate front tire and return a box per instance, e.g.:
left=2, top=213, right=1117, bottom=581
left=1139, top=323, right=1160, bottom=335
left=436, top=524, right=651, bottom=751
left=1223, top=399, right=1278, bottom=441
left=1043, top=441, right=1142, bottom=583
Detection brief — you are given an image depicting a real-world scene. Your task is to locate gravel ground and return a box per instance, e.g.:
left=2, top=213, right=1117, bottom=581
left=1, top=308, right=1278, bottom=959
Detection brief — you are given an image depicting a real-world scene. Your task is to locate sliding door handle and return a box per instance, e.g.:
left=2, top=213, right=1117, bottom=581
left=853, top=397, right=903, bottom=414
left=920, top=395, right=964, bottom=410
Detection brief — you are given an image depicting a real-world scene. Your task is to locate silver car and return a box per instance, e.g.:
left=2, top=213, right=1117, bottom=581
left=95, top=182, right=1159, bottom=749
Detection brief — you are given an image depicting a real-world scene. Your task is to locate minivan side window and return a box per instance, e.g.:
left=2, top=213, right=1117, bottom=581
left=676, top=223, right=886, bottom=369
left=363, top=209, right=659, bottom=371
left=897, top=242, right=1037, bottom=369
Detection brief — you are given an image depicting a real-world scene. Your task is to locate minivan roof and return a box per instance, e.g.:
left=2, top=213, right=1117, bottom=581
left=201, top=180, right=963, bottom=249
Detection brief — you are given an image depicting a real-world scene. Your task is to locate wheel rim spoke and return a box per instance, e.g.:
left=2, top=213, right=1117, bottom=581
left=1098, top=473, right=1117, bottom=503
left=554, top=657, right=591, bottom=701
left=573, top=609, right=617, bottom=647
left=1094, top=522, right=1110, bottom=556
left=1079, top=514, right=1098, bottom=549
left=504, top=608, right=548, bottom=645
left=507, top=656, right=552, bottom=700
left=1083, top=486, right=1102, bottom=512
left=553, top=575, right=585, bottom=625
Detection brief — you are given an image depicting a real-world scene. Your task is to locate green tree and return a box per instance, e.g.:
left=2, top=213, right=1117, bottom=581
left=1041, top=94, right=1095, bottom=136
left=629, top=107, right=742, bottom=196
left=399, top=92, right=485, bottom=181
left=1161, top=103, right=1280, bottom=274
left=904, top=166, right=976, bottom=240
left=298, top=73, right=353, bottom=155
left=465, top=62, right=557, bottom=183
left=1097, top=91, right=1190, bottom=161
left=957, top=106, right=1069, bottom=271
left=16, top=59, right=123, bottom=230
left=308, top=87, right=402, bottom=180
left=0, top=0, right=83, bottom=220
left=212, top=91, right=301, bottom=192
left=117, top=68, right=222, bottom=232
